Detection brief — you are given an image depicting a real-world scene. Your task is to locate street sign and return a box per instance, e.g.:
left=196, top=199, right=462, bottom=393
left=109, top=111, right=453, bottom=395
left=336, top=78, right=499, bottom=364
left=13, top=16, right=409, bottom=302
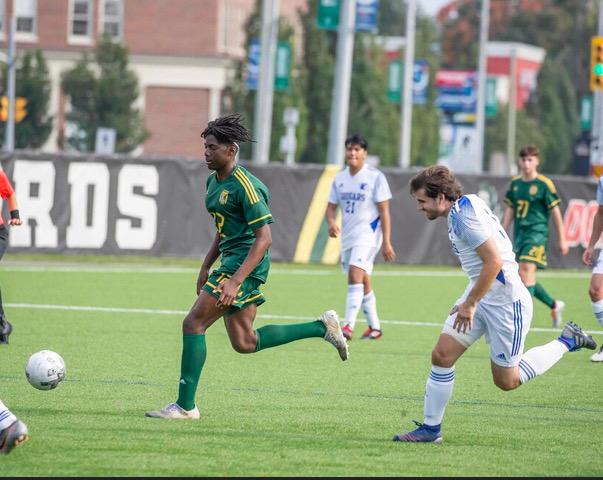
left=485, top=77, right=498, bottom=118
left=355, top=0, right=379, bottom=33
left=95, top=127, right=116, bottom=154
left=274, top=42, right=291, bottom=91
left=317, top=0, right=340, bottom=30
left=246, top=39, right=261, bottom=90
left=581, top=96, right=593, bottom=132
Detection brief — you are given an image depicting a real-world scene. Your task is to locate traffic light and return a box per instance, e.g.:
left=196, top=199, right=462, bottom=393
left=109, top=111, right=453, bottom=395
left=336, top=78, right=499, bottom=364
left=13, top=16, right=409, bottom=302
left=15, top=97, right=27, bottom=122
left=0, top=96, right=27, bottom=122
left=591, top=36, right=603, bottom=91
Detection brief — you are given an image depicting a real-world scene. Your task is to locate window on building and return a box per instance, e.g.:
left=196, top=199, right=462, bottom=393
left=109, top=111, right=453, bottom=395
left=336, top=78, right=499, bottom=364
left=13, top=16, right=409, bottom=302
left=16, top=0, right=37, bottom=34
left=218, top=1, right=245, bottom=56
left=72, top=0, right=93, bottom=37
left=102, top=0, right=123, bottom=39
left=0, top=0, right=5, bottom=35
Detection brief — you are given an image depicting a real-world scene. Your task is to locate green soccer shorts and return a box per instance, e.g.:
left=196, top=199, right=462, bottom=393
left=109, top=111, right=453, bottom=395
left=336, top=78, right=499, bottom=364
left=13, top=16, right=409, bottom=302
left=202, top=268, right=266, bottom=316
left=514, top=239, right=548, bottom=269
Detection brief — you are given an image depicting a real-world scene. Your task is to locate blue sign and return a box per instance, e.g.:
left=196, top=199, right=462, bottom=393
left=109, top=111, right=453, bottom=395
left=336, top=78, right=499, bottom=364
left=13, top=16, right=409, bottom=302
left=355, top=0, right=379, bottom=33
left=246, top=39, right=261, bottom=90
left=435, top=73, right=477, bottom=112
left=413, top=60, right=428, bottom=104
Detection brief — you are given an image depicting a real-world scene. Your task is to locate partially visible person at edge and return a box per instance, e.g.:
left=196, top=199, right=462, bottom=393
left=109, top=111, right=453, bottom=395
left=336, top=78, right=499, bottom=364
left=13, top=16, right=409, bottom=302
left=582, top=172, right=603, bottom=362
left=0, top=399, right=28, bottom=454
left=392, top=165, right=596, bottom=443
left=501, top=145, right=569, bottom=327
left=325, top=134, right=396, bottom=341
left=0, top=169, right=22, bottom=344
left=145, top=114, right=349, bottom=420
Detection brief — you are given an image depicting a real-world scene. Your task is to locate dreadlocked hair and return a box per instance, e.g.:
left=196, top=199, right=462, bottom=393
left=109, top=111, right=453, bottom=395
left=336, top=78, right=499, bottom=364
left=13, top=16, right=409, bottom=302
left=201, top=114, right=255, bottom=145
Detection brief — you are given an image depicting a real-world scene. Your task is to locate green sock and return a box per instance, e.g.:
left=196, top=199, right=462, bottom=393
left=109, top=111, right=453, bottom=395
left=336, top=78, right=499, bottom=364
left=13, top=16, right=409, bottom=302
left=526, top=285, right=535, bottom=296
left=177, top=334, right=206, bottom=411
left=534, top=282, right=555, bottom=308
left=255, top=320, right=326, bottom=352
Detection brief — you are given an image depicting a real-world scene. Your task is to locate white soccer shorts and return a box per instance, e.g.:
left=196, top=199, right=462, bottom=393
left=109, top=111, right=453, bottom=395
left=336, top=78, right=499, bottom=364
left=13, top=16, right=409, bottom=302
left=442, top=287, right=533, bottom=367
left=340, top=243, right=380, bottom=275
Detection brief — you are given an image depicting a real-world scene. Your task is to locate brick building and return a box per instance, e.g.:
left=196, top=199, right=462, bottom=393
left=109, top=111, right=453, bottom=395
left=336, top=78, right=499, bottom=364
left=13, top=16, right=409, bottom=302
left=0, top=0, right=307, bottom=158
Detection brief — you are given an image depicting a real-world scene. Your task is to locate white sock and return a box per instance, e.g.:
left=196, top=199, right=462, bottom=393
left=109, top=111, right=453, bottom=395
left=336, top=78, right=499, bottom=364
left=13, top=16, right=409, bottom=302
left=424, top=365, right=455, bottom=426
left=518, top=340, right=568, bottom=384
left=361, top=291, right=380, bottom=330
left=0, top=400, right=17, bottom=430
left=343, top=284, right=364, bottom=329
left=592, top=299, right=603, bottom=329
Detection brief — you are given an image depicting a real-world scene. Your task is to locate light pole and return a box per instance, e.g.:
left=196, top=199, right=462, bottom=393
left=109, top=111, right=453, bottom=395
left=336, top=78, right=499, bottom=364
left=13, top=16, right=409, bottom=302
left=2, top=16, right=16, bottom=152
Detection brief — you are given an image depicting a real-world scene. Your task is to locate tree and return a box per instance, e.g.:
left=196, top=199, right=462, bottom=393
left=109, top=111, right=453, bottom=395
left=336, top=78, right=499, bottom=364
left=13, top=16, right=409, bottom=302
left=61, top=35, right=148, bottom=153
left=0, top=50, right=53, bottom=149
left=229, top=0, right=307, bottom=162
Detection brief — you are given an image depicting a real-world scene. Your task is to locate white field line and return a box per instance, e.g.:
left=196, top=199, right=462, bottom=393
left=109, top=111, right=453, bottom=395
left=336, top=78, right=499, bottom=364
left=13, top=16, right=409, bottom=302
left=5, top=302, right=601, bottom=336
left=0, top=263, right=593, bottom=278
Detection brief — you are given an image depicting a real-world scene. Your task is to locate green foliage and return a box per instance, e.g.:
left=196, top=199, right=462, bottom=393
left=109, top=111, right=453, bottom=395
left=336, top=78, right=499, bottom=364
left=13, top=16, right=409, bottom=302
left=229, top=1, right=308, bottom=162
left=0, top=50, right=53, bottom=149
left=297, top=0, right=335, bottom=164
left=526, top=54, right=579, bottom=174
left=60, top=35, right=149, bottom=153
left=347, top=36, right=399, bottom=166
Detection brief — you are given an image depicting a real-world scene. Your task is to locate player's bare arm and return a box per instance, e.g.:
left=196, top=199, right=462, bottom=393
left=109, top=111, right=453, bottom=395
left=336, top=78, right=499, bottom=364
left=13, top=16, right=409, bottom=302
left=501, top=205, right=514, bottom=231
left=583, top=205, right=603, bottom=265
left=376, top=200, right=395, bottom=262
left=550, top=205, right=569, bottom=256
left=214, top=224, right=272, bottom=307
left=197, top=232, right=222, bottom=295
left=325, top=202, right=339, bottom=237
left=451, top=237, right=501, bottom=334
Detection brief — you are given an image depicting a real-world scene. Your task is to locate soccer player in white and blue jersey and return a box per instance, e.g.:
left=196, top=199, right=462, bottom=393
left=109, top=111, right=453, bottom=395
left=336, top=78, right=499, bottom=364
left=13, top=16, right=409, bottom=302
left=581, top=173, right=603, bottom=362
left=393, top=165, right=596, bottom=443
left=326, top=134, right=396, bottom=341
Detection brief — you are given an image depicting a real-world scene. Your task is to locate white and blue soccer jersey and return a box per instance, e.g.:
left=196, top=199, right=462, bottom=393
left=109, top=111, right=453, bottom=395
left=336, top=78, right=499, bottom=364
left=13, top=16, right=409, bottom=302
left=447, top=194, right=525, bottom=305
left=597, top=175, right=603, bottom=205
left=328, top=164, right=392, bottom=251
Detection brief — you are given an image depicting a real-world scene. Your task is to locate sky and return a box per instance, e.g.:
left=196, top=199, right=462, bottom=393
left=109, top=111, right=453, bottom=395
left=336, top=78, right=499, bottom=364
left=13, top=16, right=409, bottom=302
left=418, top=0, right=452, bottom=17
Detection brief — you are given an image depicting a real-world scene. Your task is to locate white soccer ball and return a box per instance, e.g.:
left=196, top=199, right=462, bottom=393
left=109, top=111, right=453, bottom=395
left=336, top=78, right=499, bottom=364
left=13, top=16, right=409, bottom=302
left=25, top=350, right=66, bottom=390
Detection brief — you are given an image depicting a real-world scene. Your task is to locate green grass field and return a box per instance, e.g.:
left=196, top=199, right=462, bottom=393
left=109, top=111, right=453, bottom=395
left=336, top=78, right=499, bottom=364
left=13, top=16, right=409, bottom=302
left=0, top=254, right=602, bottom=477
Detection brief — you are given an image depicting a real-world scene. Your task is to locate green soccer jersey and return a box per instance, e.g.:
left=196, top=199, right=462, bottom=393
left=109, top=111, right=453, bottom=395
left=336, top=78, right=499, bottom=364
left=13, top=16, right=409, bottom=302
left=503, top=173, right=561, bottom=244
left=205, top=165, right=274, bottom=283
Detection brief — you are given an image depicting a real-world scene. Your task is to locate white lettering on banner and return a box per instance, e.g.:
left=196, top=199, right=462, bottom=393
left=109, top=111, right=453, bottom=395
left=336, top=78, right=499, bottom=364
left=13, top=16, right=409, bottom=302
left=10, top=160, right=58, bottom=248
left=66, top=163, right=110, bottom=248
left=115, top=165, right=158, bottom=250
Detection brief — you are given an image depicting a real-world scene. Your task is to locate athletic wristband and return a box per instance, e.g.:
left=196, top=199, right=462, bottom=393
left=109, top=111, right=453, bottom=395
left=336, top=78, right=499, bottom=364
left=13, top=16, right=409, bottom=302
left=9, top=209, right=19, bottom=220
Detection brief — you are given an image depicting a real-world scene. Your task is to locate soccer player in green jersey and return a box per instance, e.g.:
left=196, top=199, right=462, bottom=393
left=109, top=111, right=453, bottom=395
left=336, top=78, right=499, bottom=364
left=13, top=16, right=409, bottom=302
left=145, top=114, right=348, bottom=419
left=501, top=145, right=569, bottom=327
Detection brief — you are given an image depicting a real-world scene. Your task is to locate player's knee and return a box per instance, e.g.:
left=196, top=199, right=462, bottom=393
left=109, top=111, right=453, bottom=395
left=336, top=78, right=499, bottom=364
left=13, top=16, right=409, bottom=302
left=431, top=347, right=455, bottom=368
left=493, top=376, right=520, bottom=391
left=587, top=284, right=603, bottom=302
left=230, top=339, right=256, bottom=354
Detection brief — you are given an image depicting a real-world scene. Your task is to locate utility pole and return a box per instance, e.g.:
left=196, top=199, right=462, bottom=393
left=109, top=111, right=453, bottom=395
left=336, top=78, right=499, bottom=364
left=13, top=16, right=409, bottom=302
left=4, top=16, right=16, bottom=152
left=592, top=0, right=603, bottom=170
left=474, top=0, right=490, bottom=174
left=506, top=45, right=517, bottom=173
left=398, top=0, right=416, bottom=168
left=326, top=0, right=356, bottom=165
left=252, top=0, right=279, bottom=164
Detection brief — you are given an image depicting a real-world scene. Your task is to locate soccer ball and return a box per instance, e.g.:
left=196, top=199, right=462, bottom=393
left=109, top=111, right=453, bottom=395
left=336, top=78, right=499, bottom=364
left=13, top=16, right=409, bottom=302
left=25, top=350, right=66, bottom=390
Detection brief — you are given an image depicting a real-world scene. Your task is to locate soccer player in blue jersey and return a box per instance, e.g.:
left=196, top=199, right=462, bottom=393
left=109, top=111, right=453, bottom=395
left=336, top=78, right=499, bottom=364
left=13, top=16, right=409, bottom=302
left=581, top=173, right=603, bottom=362
left=392, top=165, right=596, bottom=442
left=325, top=134, right=396, bottom=341
left=146, top=114, right=348, bottom=419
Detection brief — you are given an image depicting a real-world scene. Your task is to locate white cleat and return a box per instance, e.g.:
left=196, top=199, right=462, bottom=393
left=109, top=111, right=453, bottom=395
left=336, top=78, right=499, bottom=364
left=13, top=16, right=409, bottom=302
left=318, top=310, right=349, bottom=361
left=145, top=402, right=200, bottom=419
left=551, top=300, right=565, bottom=328
left=590, top=346, right=603, bottom=362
